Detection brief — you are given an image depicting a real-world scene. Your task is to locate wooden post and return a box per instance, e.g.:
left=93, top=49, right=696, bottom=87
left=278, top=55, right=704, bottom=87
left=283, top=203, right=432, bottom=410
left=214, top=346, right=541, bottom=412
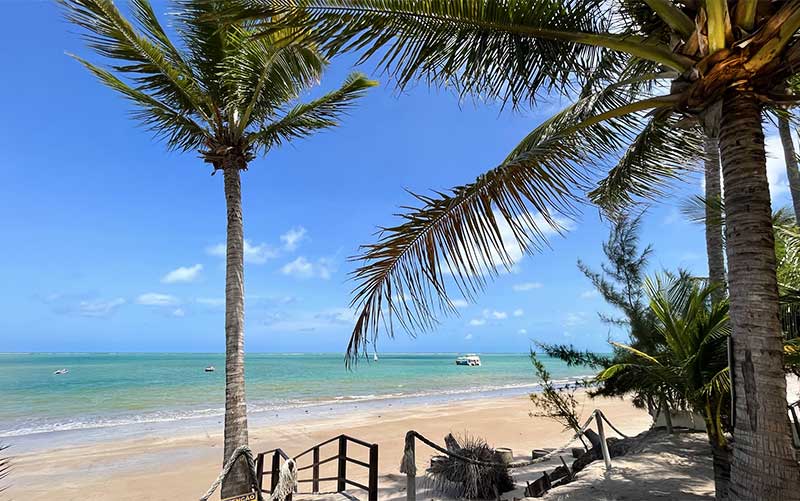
left=312, top=446, right=320, bottom=494
left=406, top=437, right=416, bottom=501
left=255, top=453, right=265, bottom=492
left=271, top=451, right=281, bottom=493
left=595, top=411, right=612, bottom=471
left=368, top=443, right=379, bottom=501
left=337, top=435, right=347, bottom=493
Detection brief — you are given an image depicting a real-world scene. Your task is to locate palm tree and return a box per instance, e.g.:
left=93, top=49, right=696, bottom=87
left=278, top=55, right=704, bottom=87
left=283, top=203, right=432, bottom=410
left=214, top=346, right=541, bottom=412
left=703, top=138, right=727, bottom=303
left=60, top=0, right=376, bottom=495
left=234, top=1, right=800, bottom=495
left=599, top=273, right=731, bottom=498
left=779, top=114, right=800, bottom=222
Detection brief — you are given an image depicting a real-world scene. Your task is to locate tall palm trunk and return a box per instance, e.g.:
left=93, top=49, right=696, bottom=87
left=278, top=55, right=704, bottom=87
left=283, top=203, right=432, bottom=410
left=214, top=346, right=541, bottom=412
left=221, top=166, right=250, bottom=497
left=704, top=136, right=730, bottom=499
left=718, top=92, right=800, bottom=500
left=779, top=114, right=800, bottom=223
left=704, top=136, right=727, bottom=303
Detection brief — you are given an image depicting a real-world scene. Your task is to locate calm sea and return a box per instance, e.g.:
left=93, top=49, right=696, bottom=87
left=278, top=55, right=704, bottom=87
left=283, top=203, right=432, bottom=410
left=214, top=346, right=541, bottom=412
left=0, top=353, right=594, bottom=443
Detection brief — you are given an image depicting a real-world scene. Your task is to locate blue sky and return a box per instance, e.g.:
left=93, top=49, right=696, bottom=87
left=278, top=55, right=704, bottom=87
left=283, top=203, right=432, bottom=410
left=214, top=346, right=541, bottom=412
left=1, top=0, right=795, bottom=354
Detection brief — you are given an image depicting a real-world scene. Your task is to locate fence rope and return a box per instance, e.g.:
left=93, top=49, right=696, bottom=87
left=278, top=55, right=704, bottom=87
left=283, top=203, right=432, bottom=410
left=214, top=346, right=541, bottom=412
left=400, top=409, right=628, bottom=474
left=200, top=446, right=298, bottom=501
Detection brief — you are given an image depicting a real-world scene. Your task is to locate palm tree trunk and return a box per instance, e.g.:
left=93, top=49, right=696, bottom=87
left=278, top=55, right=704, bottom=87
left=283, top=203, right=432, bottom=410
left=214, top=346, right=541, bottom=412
left=711, top=441, right=732, bottom=501
left=718, top=91, right=800, bottom=500
left=221, top=166, right=250, bottom=498
left=704, top=137, right=727, bottom=303
left=778, top=113, right=800, bottom=223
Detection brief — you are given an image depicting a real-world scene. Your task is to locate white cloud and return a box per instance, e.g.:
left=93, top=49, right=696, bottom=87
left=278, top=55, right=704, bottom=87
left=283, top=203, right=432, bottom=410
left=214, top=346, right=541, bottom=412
left=464, top=333, right=473, bottom=340
left=765, top=135, right=792, bottom=201
left=518, top=328, right=527, bottom=335
left=448, top=211, right=573, bottom=277
left=261, top=307, right=354, bottom=332
left=451, top=299, right=469, bottom=309
left=172, top=308, right=186, bottom=318
left=207, top=240, right=278, bottom=264
left=564, top=312, right=588, bottom=327
left=513, top=282, right=543, bottom=292
left=580, top=289, right=599, bottom=299
left=490, top=310, right=508, bottom=320
left=469, top=318, right=486, bottom=326
left=663, top=208, right=680, bottom=225
left=161, top=264, right=203, bottom=284
left=78, top=298, right=125, bottom=317
left=281, top=256, right=334, bottom=279
left=513, top=308, right=524, bottom=317
left=136, top=293, right=178, bottom=306
left=280, top=227, right=308, bottom=251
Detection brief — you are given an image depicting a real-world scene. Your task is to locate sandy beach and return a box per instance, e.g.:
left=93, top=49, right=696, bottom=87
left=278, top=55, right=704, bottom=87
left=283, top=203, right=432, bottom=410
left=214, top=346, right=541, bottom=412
left=7, top=392, right=652, bottom=500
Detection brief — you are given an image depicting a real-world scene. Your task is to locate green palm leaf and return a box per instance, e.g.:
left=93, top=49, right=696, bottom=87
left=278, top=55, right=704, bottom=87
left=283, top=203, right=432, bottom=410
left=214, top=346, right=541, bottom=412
left=231, top=0, right=691, bottom=108
left=589, top=112, right=704, bottom=212
left=250, top=72, right=377, bottom=152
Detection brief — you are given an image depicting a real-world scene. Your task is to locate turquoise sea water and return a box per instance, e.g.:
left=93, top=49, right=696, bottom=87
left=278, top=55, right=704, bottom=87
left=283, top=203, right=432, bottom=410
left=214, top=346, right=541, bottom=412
left=0, top=353, right=593, bottom=440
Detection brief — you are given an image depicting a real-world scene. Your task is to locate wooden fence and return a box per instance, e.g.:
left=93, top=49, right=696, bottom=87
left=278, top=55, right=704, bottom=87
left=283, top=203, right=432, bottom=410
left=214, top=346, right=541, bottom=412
left=256, top=434, right=379, bottom=501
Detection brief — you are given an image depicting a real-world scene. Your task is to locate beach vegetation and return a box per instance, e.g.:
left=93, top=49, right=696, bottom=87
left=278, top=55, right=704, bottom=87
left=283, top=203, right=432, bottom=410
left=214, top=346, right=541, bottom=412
left=598, top=273, right=732, bottom=496
left=58, top=0, right=375, bottom=495
left=528, top=351, right=588, bottom=449
left=426, top=433, right=515, bottom=499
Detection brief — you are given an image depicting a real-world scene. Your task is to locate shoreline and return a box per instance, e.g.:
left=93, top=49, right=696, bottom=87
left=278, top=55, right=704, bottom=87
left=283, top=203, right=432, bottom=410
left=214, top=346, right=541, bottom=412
left=4, top=380, right=587, bottom=455
left=7, top=391, right=653, bottom=500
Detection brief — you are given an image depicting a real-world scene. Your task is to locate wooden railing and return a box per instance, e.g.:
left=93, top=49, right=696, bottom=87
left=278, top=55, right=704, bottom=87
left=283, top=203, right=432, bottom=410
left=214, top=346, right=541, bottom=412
left=790, top=399, right=800, bottom=448
left=256, top=435, right=379, bottom=501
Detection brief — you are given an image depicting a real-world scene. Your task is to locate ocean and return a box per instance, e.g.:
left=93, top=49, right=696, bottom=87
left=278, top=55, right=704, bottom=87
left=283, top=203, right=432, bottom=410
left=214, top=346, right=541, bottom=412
left=0, top=352, right=595, bottom=448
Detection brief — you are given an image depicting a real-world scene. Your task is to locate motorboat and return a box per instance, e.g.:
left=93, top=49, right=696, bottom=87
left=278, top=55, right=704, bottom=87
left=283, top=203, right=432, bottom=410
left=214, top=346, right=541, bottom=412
left=53, top=368, right=69, bottom=375
left=204, top=366, right=215, bottom=372
left=455, top=354, right=481, bottom=366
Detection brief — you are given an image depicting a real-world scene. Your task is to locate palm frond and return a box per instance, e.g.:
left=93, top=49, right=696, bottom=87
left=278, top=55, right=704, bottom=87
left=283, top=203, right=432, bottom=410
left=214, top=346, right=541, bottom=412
left=225, top=28, right=327, bottom=136
left=60, top=0, right=209, bottom=119
left=233, top=0, right=690, bottom=108
left=589, top=112, right=704, bottom=212
left=70, top=55, right=210, bottom=151
left=345, top=87, right=669, bottom=361
left=249, top=72, right=377, bottom=152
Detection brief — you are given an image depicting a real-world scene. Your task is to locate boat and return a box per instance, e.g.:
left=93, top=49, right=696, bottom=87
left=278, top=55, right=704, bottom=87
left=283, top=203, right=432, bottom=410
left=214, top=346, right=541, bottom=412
left=53, top=368, right=69, bottom=375
left=373, top=353, right=379, bottom=362
left=204, top=366, right=215, bottom=372
left=455, top=354, right=481, bottom=366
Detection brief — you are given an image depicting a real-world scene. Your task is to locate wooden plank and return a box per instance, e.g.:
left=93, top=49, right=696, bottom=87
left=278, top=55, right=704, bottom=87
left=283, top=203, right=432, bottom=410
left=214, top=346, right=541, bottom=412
left=313, top=447, right=320, bottom=493
left=344, top=479, right=369, bottom=491
left=337, top=436, right=347, bottom=493
left=368, top=443, right=379, bottom=501
left=297, top=455, right=337, bottom=472
left=345, top=456, right=370, bottom=469
left=271, top=451, right=281, bottom=492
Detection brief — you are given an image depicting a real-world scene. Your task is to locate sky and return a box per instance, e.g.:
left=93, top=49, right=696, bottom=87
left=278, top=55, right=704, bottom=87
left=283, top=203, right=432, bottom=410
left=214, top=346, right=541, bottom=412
left=0, top=0, right=796, bottom=354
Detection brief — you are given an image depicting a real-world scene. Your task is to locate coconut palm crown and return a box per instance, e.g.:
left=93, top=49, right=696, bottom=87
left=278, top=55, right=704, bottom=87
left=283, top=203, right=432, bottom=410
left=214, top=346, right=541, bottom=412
left=60, top=0, right=376, bottom=495
left=231, top=0, right=800, bottom=497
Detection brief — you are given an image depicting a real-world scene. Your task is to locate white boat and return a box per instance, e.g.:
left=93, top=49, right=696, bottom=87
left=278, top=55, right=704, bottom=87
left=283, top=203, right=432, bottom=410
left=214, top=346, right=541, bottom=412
left=373, top=353, right=379, bottom=362
left=204, top=366, right=215, bottom=372
left=53, top=368, right=69, bottom=375
left=455, top=354, right=481, bottom=366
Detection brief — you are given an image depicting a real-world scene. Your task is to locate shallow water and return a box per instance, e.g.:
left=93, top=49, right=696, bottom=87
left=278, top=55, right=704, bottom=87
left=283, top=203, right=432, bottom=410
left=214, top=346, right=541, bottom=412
left=0, top=352, right=594, bottom=441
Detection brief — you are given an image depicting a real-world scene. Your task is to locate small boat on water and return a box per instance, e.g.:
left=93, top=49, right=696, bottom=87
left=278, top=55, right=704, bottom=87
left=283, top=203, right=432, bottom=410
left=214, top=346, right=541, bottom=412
left=455, top=354, right=481, bottom=366
left=53, top=368, right=69, bottom=375
left=204, top=366, right=215, bottom=372
left=373, top=353, right=379, bottom=362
